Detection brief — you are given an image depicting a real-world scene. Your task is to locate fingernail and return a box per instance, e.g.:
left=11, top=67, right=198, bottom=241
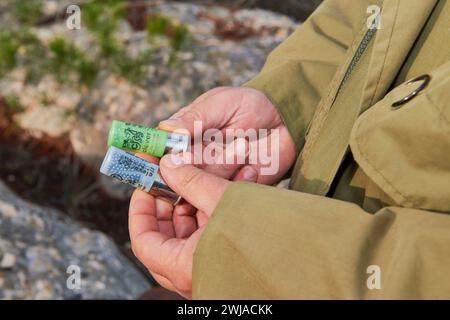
left=159, top=119, right=179, bottom=129
left=161, top=154, right=184, bottom=168
left=242, top=167, right=257, bottom=181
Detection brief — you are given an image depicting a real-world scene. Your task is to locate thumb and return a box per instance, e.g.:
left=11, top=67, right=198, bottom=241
left=159, top=152, right=230, bottom=215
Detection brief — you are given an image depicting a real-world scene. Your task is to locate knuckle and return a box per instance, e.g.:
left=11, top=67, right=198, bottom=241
left=180, top=168, right=203, bottom=192
left=214, top=163, right=236, bottom=178
left=185, top=107, right=204, bottom=122
left=172, top=106, right=190, bottom=118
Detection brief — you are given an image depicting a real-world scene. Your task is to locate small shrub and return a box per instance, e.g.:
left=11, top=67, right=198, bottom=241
left=76, top=57, right=99, bottom=87
left=4, top=93, right=23, bottom=113
left=146, top=15, right=191, bottom=65
left=146, top=15, right=171, bottom=42
left=9, top=0, right=43, bottom=26
left=0, top=29, right=19, bottom=77
left=0, top=1, right=190, bottom=88
left=83, top=0, right=124, bottom=54
left=0, top=27, right=47, bottom=82
left=48, top=37, right=99, bottom=86
left=171, top=25, right=190, bottom=52
left=113, top=49, right=152, bottom=85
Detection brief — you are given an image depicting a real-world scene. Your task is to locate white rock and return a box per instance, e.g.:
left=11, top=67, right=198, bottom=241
left=14, top=105, right=74, bottom=138
left=0, top=200, right=17, bottom=219
left=0, top=181, right=151, bottom=299
left=0, top=253, right=16, bottom=269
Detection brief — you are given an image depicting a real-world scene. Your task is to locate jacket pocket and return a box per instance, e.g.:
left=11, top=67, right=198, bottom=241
left=350, top=62, right=450, bottom=212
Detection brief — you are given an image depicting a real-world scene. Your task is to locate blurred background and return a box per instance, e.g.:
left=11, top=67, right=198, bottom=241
left=0, top=0, right=320, bottom=299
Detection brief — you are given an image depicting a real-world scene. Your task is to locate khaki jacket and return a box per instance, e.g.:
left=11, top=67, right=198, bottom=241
left=193, top=0, right=450, bottom=299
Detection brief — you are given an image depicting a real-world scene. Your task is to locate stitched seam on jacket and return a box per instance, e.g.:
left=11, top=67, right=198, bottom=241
left=369, top=0, right=400, bottom=106
left=426, top=92, right=450, bottom=125
left=290, top=24, right=366, bottom=189
left=298, top=16, right=369, bottom=166
left=219, top=230, right=276, bottom=298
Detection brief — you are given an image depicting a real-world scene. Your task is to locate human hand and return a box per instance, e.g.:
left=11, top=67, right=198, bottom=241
left=129, top=152, right=233, bottom=299
left=159, top=87, right=296, bottom=185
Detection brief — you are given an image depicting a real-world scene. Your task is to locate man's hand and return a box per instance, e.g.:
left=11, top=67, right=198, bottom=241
left=159, top=87, right=296, bottom=185
left=129, top=87, right=296, bottom=298
left=129, top=152, right=232, bottom=299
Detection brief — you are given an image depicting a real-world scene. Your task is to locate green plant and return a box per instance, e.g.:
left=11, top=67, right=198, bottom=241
left=146, top=15, right=191, bottom=65
left=146, top=15, right=171, bottom=42
left=169, top=25, right=190, bottom=65
left=48, top=37, right=99, bottom=86
left=0, top=1, right=190, bottom=88
left=170, top=25, right=190, bottom=52
left=82, top=0, right=124, bottom=29
left=40, top=93, right=53, bottom=107
left=83, top=0, right=124, bottom=57
left=0, top=27, right=47, bottom=82
left=81, top=0, right=151, bottom=84
left=0, top=29, right=19, bottom=77
left=4, top=93, right=23, bottom=113
left=146, top=15, right=190, bottom=51
left=48, top=38, right=78, bottom=71
left=9, top=0, right=43, bottom=26
left=76, top=57, right=99, bottom=87
left=112, top=49, right=152, bottom=85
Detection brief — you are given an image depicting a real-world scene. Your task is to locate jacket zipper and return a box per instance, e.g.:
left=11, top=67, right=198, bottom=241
left=303, top=26, right=377, bottom=139
left=325, top=27, right=378, bottom=197
left=335, top=27, right=378, bottom=97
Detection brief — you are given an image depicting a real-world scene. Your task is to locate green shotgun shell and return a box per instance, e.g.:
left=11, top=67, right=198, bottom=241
left=107, top=120, right=188, bottom=157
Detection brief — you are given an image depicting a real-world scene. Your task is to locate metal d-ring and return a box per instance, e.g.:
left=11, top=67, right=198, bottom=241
left=391, top=74, right=431, bottom=109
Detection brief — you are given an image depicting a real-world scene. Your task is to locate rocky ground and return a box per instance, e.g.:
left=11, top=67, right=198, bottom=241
left=1, top=1, right=298, bottom=192
left=0, top=0, right=299, bottom=299
left=176, top=0, right=322, bottom=21
left=0, top=180, right=150, bottom=299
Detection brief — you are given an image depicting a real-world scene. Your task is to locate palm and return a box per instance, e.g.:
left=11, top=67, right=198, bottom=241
left=129, top=189, right=207, bottom=299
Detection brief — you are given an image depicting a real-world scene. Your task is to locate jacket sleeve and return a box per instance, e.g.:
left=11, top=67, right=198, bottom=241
left=244, top=0, right=370, bottom=150
left=192, top=182, right=450, bottom=299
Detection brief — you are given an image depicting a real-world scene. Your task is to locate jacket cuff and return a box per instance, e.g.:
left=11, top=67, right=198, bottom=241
left=244, top=73, right=306, bottom=153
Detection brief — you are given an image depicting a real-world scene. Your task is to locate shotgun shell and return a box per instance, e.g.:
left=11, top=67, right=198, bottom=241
left=100, top=146, right=181, bottom=205
left=107, top=120, right=189, bottom=157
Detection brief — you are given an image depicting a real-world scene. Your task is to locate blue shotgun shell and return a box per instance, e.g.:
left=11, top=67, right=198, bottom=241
left=100, top=146, right=181, bottom=204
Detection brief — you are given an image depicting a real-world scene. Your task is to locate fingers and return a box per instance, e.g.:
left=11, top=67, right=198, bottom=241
left=233, top=165, right=258, bottom=182
left=129, top=190, right=181, bottom=276
left=134, top=152, right=160, bottom=164
left=159, top=87, right=241, bottom=135
left=150, top=272, right=177, bottom=294
left=129, top=189, right=159, bottom=239
left=173, top=202, right=197, bottom=239
left=129, top=158, right=203, bottom=299
left=159, top=87, right=230, bottom=133
left=196, top=210, right=209, bottom=228
left=200, top=137, right=249, bottom=179
left=164, top=87, right=229, bottom=126
left=155, top=199, right=175, bottom=238
left=233, top=126, right=296, bottom=185
left=188, top=87, right=230, bottom=107
left=159, top=152, right=231, bottom=215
